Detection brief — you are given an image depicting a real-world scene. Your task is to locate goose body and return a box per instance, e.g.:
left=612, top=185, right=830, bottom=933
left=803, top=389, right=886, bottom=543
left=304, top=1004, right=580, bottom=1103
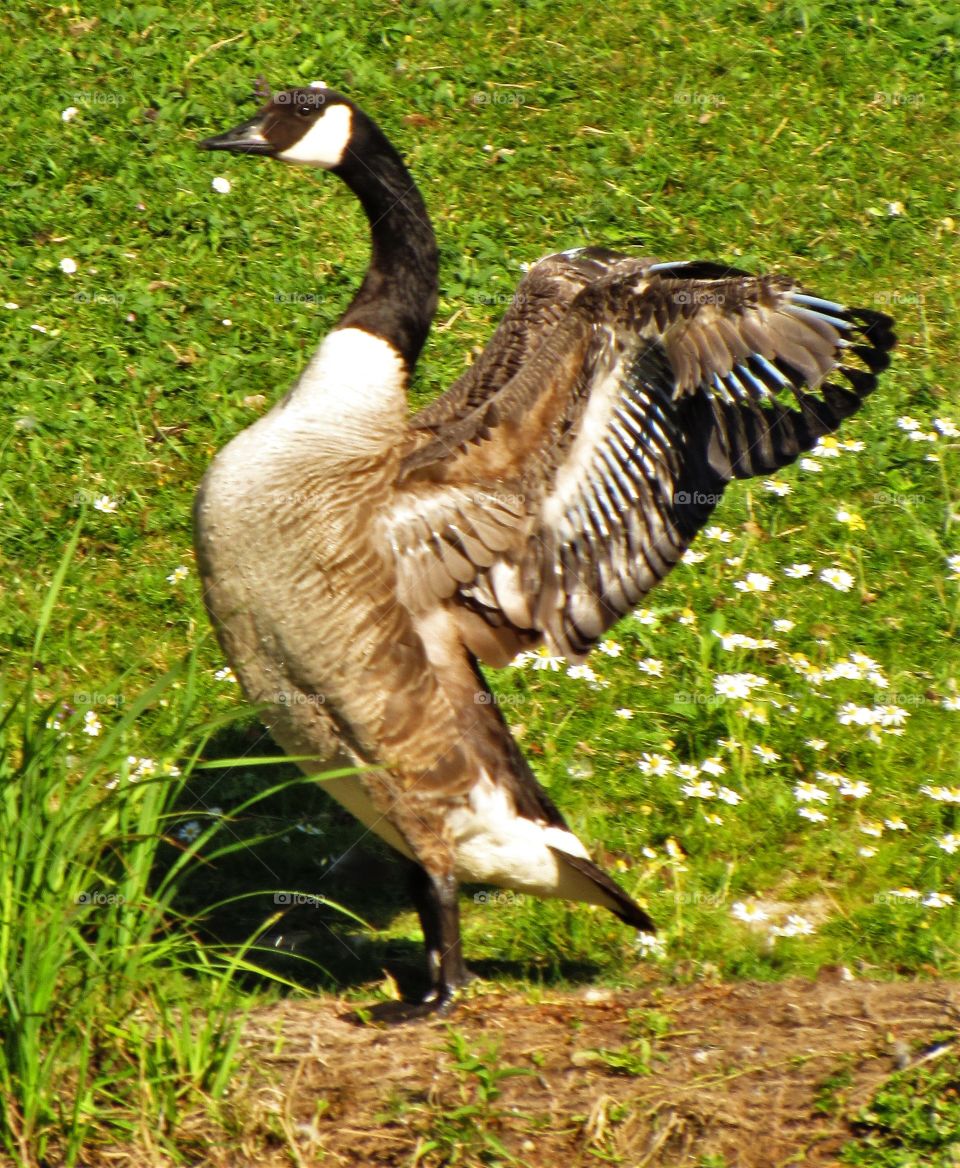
left=197, top=86, right=895, bottom=1012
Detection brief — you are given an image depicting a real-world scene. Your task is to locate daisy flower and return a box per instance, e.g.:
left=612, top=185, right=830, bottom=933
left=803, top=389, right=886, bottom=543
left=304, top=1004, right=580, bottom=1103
left=681, top=779, right=716, bottom=799
left=820, top=567, right=855, bottom=592
left=530, top=648, right=565, bottom=671
left=734, top=573, right=772, bottom=593
left=794, top=782, right=829, bottom=804
left=839, top=780, right=871, bottom=799
left=798, top=807, right=828, bottom=823
left=732, top=901, right=768, bottom=924
left=770, top=914, right=814, bottom=938
left=713, top=673, right=767, bottom=699
left=637, top=753, right=672, bottom=777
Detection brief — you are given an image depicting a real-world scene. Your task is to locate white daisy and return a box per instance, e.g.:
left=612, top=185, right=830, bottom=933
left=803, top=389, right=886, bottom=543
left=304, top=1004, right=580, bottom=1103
left=819, top=567, right=855, bottom=592
left=798, top=807, right=828, bottom=822
left=734, top=573, right=772, bottom=593
left=763, top=479, right=791, bottom=496
left=731, top=901, right=768, bottom=923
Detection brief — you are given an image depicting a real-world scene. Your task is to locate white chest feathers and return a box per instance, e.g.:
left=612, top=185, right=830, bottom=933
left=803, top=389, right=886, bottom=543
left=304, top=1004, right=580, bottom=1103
left=285, top=327, right=408, bottom=439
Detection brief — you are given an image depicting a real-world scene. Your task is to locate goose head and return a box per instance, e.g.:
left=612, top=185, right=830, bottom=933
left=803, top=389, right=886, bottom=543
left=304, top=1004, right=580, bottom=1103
left=199, top=83, right=439, bottom=372
left=199, top=84, right=358, bottom=170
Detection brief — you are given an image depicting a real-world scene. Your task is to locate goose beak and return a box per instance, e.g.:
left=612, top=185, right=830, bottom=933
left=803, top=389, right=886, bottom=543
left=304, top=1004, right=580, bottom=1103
left=199, top=115, right=273, bottom=155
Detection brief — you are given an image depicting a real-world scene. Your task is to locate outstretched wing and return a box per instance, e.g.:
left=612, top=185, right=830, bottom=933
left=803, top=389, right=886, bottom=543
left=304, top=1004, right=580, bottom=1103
left=408, top=247, right=653, bottom=436
left=383, top=255, right=895, bottom=663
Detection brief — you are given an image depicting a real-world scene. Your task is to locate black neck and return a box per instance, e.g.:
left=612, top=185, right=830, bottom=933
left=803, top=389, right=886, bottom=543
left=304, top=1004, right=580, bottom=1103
left=332, top=112, right=438, bottom=374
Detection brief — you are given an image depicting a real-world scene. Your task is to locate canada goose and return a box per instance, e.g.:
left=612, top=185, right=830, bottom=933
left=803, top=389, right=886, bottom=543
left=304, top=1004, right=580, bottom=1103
left=196, top=84, right=895, bottom=1014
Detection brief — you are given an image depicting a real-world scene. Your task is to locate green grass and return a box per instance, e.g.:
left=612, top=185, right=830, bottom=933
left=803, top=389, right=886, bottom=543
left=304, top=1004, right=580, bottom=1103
left=1, top=0, right=958, bottom=1161
left=842, top=1047, right=960, bottom=1166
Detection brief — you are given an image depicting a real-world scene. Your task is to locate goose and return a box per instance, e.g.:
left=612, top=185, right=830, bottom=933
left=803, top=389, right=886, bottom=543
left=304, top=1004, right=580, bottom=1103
left=196, top=84, right=895, bottom=1015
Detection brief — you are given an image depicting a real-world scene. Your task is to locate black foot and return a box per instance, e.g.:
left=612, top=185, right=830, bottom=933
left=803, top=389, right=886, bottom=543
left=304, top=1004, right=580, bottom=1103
left=347, top=982, right=470, bottom=1026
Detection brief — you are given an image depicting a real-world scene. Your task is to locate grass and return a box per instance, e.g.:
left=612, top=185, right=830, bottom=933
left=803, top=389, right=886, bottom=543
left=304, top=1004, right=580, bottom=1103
left=0, top=0, right=958, bottom=1161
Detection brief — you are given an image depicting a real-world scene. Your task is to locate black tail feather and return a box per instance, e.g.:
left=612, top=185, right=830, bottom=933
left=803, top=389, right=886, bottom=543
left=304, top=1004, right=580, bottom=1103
left=550, top=847, right=655, bottom=931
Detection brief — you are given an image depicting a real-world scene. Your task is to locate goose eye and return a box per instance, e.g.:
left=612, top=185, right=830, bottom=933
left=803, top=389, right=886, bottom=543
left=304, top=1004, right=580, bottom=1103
left=297, top=104, right=314, bottom=118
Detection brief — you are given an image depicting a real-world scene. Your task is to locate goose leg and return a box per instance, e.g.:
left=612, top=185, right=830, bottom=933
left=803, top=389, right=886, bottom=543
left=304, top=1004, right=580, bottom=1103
left=408, top=863, right=474, bottom=1011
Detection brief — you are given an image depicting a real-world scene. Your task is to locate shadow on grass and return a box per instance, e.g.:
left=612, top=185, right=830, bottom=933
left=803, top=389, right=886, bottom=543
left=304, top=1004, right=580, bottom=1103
left=158, top=719, right=603, bottom=1002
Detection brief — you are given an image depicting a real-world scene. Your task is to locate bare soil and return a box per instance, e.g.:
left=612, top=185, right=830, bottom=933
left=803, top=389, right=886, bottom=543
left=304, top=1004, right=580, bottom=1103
left=225, top=974, right=959, bottom=1167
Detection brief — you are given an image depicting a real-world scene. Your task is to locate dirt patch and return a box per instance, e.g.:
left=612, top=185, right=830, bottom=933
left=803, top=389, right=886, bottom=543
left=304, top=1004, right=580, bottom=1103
left=230, top=975, right=959, bottom=1167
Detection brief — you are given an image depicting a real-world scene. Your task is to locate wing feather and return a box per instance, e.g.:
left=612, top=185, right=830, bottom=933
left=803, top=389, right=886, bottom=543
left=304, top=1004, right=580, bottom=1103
left=379, top=255, right=895, bottom=661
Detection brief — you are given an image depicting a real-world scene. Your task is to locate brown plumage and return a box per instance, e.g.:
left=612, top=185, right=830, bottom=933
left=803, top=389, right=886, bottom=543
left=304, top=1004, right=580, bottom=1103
left=196, top=87, right=895, bottom=1015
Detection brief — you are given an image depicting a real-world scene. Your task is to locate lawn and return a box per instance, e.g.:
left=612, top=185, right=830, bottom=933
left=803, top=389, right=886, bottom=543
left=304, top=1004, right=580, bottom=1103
left=1, top=0, right=958, bottom=1163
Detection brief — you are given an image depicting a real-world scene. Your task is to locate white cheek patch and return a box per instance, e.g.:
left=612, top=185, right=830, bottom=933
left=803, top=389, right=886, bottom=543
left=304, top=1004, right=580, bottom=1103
left=277, top=103, right=353, bottom=168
